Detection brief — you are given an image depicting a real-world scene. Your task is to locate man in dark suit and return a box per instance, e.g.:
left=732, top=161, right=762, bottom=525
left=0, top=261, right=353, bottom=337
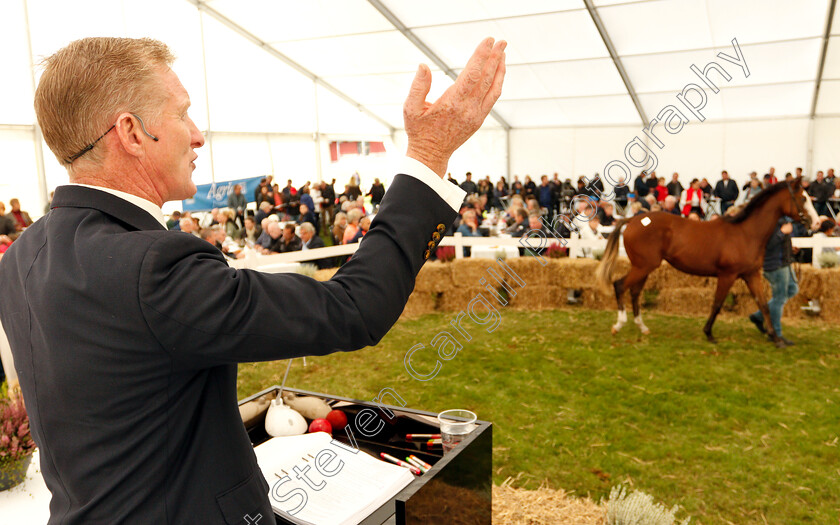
left=0, top=36, right=506, bottom=524
left=714, top=170, right=739, bottom=214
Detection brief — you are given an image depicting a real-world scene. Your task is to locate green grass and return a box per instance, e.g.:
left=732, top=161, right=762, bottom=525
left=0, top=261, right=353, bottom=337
left=236, top=309, right=840, bottom=525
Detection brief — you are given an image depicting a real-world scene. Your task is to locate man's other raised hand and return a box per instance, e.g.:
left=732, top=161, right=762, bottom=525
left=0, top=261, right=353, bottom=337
left=403, top=37, right=507, bottom=178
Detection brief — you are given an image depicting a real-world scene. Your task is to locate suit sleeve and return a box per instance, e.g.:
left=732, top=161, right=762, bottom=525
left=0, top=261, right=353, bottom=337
left=138, top=174, right=457, bottom=369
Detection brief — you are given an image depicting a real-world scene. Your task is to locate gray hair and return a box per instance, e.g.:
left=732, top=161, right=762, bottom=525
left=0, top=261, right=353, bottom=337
left=299, top=222, right=316, bottom=234
left=347, top=209, right=362, bottom=224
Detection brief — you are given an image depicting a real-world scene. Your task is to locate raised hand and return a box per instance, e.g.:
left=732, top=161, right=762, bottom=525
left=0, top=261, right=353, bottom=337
left=403, top=37, right=507, bottom=177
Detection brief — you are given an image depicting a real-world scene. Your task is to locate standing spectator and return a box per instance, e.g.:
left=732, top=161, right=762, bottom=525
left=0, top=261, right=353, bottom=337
left=613, top=183, right=629, bottom=211
left=742, top=171, right=760, bottom=191
left=808, top=170, right=832, bottom=217
left=682, top=179, right=704, bottom=217
left=255, top=185, right=273, bottom=209
left=6, top=198, right=33, bottom=232
left=0, top=202, right=17, bottom=248
left=299, top=186, right=315, bottom=220
left=537, top=175, right=553, bottom=213
left=699, top=178, right=712, bottom=199
left=666, top=172, right=684, bottom=200
left=367, top=178, right=386, bottom=212
left=744, top=178, right=763, bottom=202
left=511, top=179, right=523, bottom=195
left=795, top=167, right=803, bottom=178
left=447, top=172, right=458, bottom=186
left=459, top=172, right=477, bottom=195
left=633, top=172, right=650, bottom=198
left=166, top=210, right=181, bottom=230
left=655, top=177, right=668, bottom=202
left=766, top=167, right=778, bottom=185
left=714, top=170, right=739, bottom=214
left=321, top=179, right=336, bottom=231
left=825, top=168, right=835, bottom=186
left=297, top=203, right=318, bottom=230
left=748, top=219, right=798, bottom=346
left=476, top=177, right=491, bottom=198
left=227, top=184, right=247, bottom=227
left=523, top=175, right=537, bottom=198
left=645, top=171, right=658, bottom=194
left=253, top=178, right=268, bottom=202
left=491, top=180, right=508, bottom=210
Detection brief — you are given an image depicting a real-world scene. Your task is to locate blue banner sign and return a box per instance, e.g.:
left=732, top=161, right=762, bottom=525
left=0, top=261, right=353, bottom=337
left=182, top=175, right=264, bottom=211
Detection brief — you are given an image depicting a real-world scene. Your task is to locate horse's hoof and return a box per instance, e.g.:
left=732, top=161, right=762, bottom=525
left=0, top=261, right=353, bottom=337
left=640, top=327, right=650, bottom=335
left=611, top=325, right=620, bottom=335
left=705, top=334, right=716, bottom=343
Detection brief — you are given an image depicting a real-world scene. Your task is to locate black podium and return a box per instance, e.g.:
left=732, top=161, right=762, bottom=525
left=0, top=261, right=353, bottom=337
left=238, top=386, right=492, bottom=525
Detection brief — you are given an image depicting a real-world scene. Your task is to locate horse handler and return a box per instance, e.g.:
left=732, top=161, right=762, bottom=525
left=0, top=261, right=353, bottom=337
left=748, top=217, right=798, bottom=346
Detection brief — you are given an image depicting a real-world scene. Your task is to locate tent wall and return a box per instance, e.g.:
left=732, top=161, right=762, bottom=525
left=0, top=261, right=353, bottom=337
left=510, top=118, right=829, bottom=188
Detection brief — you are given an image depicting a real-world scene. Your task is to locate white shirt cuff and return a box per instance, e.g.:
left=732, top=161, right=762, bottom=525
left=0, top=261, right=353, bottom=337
left=397, top=157, right=466, bottom=212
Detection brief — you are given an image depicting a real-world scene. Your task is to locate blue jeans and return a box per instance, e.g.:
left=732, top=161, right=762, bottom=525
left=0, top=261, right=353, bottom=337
left=749, top=266, right=798, bottom=337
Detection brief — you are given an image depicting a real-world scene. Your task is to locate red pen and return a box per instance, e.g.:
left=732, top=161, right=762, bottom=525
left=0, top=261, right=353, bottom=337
left=380, top=452, right=421, bottom=475
left=406, top=434, right=441, bottom=440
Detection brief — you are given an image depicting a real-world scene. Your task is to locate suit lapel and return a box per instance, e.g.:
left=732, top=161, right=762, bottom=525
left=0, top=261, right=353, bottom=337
left=50, top=185, right=167, bottom=232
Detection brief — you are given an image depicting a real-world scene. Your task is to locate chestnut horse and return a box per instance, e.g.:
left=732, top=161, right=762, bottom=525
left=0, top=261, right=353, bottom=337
left=596, top=179, right=819, bottom=347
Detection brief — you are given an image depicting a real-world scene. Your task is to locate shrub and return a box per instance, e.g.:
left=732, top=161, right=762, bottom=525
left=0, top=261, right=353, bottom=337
left=0, top=397, right=36, bottom=467
left=295, top=263, right=318, bottom=278
left=605, top=485, right=690, bottom=525
left=817, top=250, right=839, bottom=269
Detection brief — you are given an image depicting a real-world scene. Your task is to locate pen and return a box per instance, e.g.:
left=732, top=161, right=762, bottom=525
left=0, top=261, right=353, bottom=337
left=409, top=455, right=433, bottom=470
left=380, top=452, right=421, bottom=475
left=406, top=433, right=441, bottom=440
left=405, top=456, right=429, bottom=473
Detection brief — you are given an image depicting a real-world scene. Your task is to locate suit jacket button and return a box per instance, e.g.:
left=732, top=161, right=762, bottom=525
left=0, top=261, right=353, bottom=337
left=432, top=232, right=441, bottom=242
left=423, top=249, right=431, bottom=260
left=436, top=223, right=446, bottom=233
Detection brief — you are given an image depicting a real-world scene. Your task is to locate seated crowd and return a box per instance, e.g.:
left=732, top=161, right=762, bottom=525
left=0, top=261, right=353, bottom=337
left=2, top=167, right=837, bottom=266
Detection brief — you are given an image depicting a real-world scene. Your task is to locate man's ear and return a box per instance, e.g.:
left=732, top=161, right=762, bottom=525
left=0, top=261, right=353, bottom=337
left=113, top=113, right=145, bottom=158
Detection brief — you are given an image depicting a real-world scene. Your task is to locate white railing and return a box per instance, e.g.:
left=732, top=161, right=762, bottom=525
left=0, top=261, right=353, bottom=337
left=230, top=232, right=840, bottom=272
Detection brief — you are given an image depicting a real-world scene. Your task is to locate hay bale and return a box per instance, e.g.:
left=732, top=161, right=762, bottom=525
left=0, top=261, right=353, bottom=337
left=437, top=287, right=483, bottom=311
left=657, top=287, right=710, bottom=316
left=414, top=261, right=453, bottom=293
left=546, top=259, right=600, bottom=289
left=450, top=259, right=491, bottom=288
left=401, top=290, right=437, bottom=319
left=493, top=483, right=605, bottom=525
left=312, top=268, right=338, bottom=282
left=509, top=285, right=561, bottom=310
left=505, top=256, right=550, bottom=287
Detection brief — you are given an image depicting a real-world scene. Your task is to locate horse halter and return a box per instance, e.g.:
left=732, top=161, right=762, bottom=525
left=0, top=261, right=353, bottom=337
left=786, top=182, right=809, bottom=226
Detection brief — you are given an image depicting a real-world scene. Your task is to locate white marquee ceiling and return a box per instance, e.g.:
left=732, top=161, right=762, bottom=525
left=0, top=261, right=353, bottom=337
left=0, top=0, right=837, bottom=131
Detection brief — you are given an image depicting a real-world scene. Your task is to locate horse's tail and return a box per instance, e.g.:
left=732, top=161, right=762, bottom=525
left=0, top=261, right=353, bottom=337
left=596, top=218, right=628, bottom=293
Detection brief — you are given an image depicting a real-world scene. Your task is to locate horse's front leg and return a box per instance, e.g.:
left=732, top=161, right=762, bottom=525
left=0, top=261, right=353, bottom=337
left=704, top=273, right=737, bottom=343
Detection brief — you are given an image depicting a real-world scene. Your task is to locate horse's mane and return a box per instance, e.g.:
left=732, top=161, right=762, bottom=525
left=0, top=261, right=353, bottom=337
left=722, top=181, right=791, bottom=224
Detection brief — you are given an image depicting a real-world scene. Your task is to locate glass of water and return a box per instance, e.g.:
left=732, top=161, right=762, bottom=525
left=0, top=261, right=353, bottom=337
left=437, top=409, right=477, bottom=454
